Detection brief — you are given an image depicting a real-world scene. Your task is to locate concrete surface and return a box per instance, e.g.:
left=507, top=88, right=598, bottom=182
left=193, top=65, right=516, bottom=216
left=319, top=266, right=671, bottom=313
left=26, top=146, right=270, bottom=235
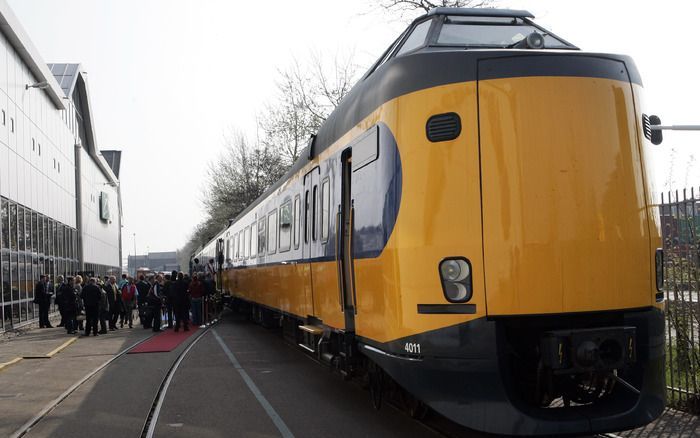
left=0, top=324, right=152, bottom=437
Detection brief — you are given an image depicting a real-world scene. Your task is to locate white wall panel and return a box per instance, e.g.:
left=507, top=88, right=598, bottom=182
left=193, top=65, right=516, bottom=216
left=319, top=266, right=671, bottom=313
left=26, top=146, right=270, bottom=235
left=0, top=143, right=8, bottom=198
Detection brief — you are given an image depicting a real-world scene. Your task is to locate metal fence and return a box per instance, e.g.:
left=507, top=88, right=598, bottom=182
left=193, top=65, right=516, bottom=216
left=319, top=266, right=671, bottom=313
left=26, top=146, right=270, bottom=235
left=661, top=187, right=700, bottom=413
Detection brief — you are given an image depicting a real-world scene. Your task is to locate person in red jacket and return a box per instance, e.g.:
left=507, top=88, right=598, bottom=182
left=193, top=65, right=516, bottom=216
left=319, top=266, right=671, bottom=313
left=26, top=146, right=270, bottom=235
left=121, top=278, right=138, bottom=328
left=188, top=274, right=204, bottom=326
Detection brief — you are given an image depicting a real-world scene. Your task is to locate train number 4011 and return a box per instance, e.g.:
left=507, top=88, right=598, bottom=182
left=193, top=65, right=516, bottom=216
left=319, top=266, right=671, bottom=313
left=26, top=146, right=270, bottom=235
left=404, top=342, right=421, bottom=354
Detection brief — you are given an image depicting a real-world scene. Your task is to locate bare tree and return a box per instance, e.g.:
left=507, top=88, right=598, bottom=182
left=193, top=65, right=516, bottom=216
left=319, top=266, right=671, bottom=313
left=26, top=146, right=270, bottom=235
left=378, top=0, right=493, bottom=13
left=258, top=51, right=359, bottom=165
left=180, top=52, right=360, bottom=263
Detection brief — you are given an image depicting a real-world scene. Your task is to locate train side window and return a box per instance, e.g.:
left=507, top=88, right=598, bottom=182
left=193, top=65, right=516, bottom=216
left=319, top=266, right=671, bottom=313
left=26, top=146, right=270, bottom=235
left=321, top=178, right=330, bottom=242
left=225, top=236, right=230, bottom=262
left=244, top=226, right=250, bottom=258
left=304, top=190, right=310, bottom=244
left=312, top=184, right=318, bottom=241
left=251, top=221, right=257, bottom=258
left=293, top=195, right=300, bottom=250
left=233, top=233, right=238, bottom=261
left=268, top=210, right=278, bottom=254
left=279, top=201, right=292, bottom=252
left=240, top=230, right=245, bottom=260
left=258, top=218, right=266, bottom=255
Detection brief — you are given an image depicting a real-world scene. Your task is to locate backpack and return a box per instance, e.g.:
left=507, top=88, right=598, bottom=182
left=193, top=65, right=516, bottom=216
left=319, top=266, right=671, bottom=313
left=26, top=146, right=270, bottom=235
left=122, top=285, right=136, bottom=302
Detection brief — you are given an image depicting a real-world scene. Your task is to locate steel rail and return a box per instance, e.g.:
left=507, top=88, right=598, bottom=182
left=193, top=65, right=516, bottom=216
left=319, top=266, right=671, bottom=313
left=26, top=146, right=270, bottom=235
left=141, top=325, right=214, bottom=438
left=10, top=333, right=156, bottom=438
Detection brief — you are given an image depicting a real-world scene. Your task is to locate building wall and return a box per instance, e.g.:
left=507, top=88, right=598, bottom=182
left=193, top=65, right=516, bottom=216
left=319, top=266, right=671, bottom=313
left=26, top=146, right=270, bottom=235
left=0, top=31, right=76, bottom=226
left=0, top=18, right=121, bottom=330
left=80, top=148, right=120, bottom=269
left=0, top=29, right=81, bottom=329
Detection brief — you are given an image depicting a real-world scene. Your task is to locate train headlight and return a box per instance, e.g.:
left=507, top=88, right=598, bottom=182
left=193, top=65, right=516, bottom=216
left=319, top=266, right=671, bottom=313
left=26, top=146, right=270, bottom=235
left=439, top=258, right=472, bottom=303
left=655, top=248, right=664, bottom=292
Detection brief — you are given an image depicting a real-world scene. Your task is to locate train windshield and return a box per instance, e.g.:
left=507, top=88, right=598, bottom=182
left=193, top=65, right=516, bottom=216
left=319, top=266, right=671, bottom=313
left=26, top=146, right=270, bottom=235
left=437, top=16, right=571, bottom=49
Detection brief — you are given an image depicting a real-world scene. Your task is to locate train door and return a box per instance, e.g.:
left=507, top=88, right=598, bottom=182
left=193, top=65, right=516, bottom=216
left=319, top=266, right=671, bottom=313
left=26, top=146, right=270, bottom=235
left=337, top=150, right=356, bottom=331
left=302, top=167, right=320, bottom=260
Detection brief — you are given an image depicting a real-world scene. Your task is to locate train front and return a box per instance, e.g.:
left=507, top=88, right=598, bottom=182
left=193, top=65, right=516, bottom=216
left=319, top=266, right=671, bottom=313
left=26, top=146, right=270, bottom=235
left=359, top=8, right=665, bottom=436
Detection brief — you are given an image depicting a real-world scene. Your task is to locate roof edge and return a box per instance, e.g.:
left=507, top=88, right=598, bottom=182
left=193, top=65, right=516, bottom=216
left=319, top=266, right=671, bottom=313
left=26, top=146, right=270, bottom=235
left=427, top=7, right=534, bottom=18
left=0, top=0, right=66, bottom=109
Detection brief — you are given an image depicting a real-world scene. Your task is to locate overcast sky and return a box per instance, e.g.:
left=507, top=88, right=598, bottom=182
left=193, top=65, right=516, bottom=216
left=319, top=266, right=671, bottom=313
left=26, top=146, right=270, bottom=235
left=8, top=0, right=699, bottom=260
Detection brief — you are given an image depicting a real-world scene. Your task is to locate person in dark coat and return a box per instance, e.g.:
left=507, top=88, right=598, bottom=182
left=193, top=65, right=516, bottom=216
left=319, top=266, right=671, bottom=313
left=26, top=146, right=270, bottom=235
left=34, top=275, right=53, bottom=328
left=98, top=283, right=109, bottom=334
left=189, top=274, right=204, bottom=326
left=173, top=272, right=190, bottom=332
left=81, top=278, right=102, bottom=336
left=147, top=278, right=163, bottom=333
left=163, top=272, right=176, bottom=329
left=104, top=276, right=121, bottom=330
left=54, top=275, right=67, bottom=327
left=57, top=276, right=77, bottom=334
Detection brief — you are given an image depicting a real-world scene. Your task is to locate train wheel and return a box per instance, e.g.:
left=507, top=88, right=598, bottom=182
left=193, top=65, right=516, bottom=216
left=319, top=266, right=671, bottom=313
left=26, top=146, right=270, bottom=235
left=401, top=390, right=428, bottom=420
left=368, top=364, right=384, bottom=410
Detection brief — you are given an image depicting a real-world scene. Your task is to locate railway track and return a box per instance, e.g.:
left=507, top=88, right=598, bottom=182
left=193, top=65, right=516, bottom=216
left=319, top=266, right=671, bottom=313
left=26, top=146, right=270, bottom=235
left=9, top=326, right=213, bottom=438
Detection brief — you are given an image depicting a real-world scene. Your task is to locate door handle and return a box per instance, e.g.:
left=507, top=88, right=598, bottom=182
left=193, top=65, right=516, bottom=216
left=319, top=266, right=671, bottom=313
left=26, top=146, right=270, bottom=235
left=349, top=207, right=357, bottom=314
left=335, top=209, right=344, bottom=312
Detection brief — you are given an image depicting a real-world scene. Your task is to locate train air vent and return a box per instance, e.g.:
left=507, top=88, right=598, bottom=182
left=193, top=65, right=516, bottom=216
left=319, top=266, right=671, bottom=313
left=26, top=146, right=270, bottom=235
left=426, top=113, right=461, bottom=142
left=642, top=114, right=652, bottom=141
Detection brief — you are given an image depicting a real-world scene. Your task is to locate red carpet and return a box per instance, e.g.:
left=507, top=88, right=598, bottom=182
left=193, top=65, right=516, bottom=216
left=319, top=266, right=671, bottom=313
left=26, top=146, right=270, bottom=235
left=128, top=328, right=200, bottom=354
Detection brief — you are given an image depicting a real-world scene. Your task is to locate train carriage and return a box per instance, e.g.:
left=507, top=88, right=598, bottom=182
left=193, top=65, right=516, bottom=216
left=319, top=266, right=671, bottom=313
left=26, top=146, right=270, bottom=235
left=194, top=8, right=665, bottom=435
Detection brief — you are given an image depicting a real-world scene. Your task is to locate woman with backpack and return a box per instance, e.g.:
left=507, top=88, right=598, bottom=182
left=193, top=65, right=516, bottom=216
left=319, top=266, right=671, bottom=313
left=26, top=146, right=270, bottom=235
left=121, top=278, right=138, bottom=328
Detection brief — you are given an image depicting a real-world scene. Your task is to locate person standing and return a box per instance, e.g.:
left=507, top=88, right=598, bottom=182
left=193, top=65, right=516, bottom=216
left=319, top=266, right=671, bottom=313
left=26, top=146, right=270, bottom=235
left=147, top=276, right=164, bottom=332
left=81, top=278, right=102, bottom=336
left=173, top=272, right=190, bottom=332
left=54, top=275, right=67, bottom=328
left=206, top=259, right=216, bottom=278
left=121, top=278, right=138, bottom=328
left=34, top=275, right=53, bottom=328
left=57, top=277, right=78, bottom=334
left=188, top=274, right=204, bottom=327
left=104, top=276, right=120, bottom=330
left=191, top=258, right=203, bottom=275
left=74, top=276, right=84, bottom=331
left=118, top=274, right=128, bottom=290
left=136, top=275, right=150, bottom=326
left=98, top=283, right=109, bottom=334
left=163, top=272, right=176, bottom=329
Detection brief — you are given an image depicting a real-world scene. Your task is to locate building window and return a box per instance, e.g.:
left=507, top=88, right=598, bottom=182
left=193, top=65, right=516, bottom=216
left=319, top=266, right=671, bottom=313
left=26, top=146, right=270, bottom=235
left=53, top=159, right=56, bottom=169
left=32, top=138, right=35, bottom=152
left=1, top=110, right=5, bottom=126
left=57, top=162, right=61, bottom=173
left=38, top=144, right=41, bottom=156
left=10, top=118, right=14, bottom=133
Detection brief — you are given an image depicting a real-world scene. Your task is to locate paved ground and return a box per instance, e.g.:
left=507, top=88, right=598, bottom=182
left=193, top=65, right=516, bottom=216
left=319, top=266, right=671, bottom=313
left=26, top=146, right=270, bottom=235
left=1, top=311, right=698, bottom=437
left=0, top=322, right=152, bottom=437
left=154, top=317, right=442, bottom=438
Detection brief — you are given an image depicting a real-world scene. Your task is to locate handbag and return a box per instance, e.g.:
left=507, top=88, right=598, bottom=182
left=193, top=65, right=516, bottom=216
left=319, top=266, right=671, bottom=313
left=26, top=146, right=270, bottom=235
left=76, top=310, right=86, bottom=321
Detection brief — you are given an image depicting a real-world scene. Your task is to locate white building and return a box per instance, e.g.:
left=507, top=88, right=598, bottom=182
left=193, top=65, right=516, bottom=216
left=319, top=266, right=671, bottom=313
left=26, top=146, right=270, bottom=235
left=0, top=1, right=122, bottom=331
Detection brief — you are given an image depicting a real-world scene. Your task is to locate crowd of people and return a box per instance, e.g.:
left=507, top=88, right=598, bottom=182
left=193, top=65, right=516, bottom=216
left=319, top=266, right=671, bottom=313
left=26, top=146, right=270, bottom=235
left=33, top=264, right=218, bottom=337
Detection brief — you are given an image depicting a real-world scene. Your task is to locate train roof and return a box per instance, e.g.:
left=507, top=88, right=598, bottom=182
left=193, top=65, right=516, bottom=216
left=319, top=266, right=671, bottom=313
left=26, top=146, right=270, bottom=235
left=426, top=7, right=534, bottom=19
left=215, top=7, right=571, bottom=240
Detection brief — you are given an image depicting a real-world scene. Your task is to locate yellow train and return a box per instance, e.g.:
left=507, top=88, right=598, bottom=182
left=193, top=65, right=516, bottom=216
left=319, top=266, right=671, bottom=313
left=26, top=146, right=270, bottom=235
left=195, top=8, right=665, bottom=435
